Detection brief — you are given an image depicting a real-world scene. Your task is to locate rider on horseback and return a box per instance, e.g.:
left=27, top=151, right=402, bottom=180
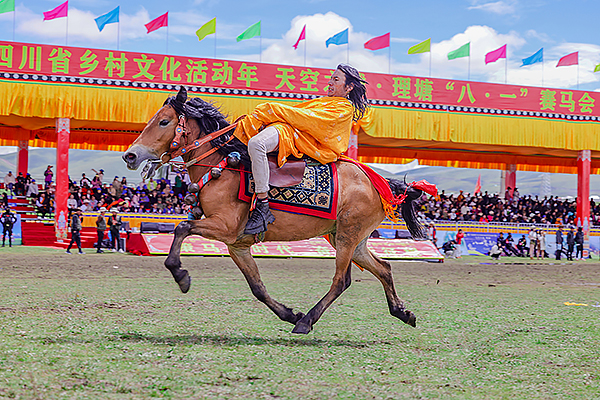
left=234, top=64, right=369, bottom=235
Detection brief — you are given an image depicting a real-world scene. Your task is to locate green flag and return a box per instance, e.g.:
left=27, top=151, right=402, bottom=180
left=196, top=17, right=216, bottom=42
left=448, top=42, right=470, bottom=60
left=237, top=21, right=261, bottom=42
left=0, top=0, right=15, bottom=14
left=408, top=38, right=430, bottom=54
left=595, top=64, right=600, bottom=73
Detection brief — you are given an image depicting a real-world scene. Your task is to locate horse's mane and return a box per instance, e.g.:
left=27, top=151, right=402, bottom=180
left=164, top=96, right=251, bottom=169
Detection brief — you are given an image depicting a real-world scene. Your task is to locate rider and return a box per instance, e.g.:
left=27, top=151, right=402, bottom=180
left=234, top=64, right=369, bottom=235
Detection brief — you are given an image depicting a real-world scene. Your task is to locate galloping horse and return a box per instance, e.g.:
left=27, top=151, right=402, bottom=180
left=123, top=87, right=427, bottom=333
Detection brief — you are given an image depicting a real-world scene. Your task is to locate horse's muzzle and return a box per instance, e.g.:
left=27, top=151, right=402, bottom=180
left=122, top=144, right=157, bottom=170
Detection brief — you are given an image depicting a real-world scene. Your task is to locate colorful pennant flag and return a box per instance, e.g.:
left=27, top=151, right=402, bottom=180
left=196, top=17, right=216, bottom=42
left=485, top=44, right=506, bottom=64
left=43, top=1, right=68, bottom=20
left=364, top=32, right=390, bottom=51
left=0, top=0, right=15, bottom=14
left=293, top=25, right=306, bottom=50
left=521, top=48, right=543, bottom=67
left=557, top=52, right=578, bottom=67
left=447, top=43, right=470, bottom=60
left=474, top=174, right=481, bottom=194
left=326, top=28, right=348, bottom=47
left=95, top=6, right=119, bottom=32
left=145, top=12, right=168, bottom=34
left=408, top=38, right=430, bottom=54
left=594, top=64, right=600, bottom=73
left=237, top=21, right=261, bottom=42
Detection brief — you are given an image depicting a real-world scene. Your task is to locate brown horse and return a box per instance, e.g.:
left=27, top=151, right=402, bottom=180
left=123, top=87, right=427, bottom=334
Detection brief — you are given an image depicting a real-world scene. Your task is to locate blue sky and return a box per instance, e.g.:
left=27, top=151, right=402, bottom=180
left=1, top=0, right=599, bottom=90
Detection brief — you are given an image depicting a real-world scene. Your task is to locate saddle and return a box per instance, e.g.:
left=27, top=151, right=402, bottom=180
left=267, top=154, right=306, bottom=187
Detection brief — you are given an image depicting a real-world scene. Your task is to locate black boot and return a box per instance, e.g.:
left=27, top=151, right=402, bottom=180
left=244, top=198, right=275, bottom=235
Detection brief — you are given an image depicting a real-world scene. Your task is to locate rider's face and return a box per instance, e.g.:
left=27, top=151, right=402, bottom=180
left=327, top=69, right=352, bottom=98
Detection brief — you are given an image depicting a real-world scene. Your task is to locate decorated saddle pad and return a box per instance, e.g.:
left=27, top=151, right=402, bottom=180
left=238, top=162, right=338, bottom=219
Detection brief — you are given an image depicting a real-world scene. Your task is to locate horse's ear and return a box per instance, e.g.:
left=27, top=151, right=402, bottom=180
left=176, top=86, right=187, bottom=104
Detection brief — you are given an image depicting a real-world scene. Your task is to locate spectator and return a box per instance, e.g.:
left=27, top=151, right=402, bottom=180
left=528, top=228, right=538, bottom=260
left=80, top=173, right=91, bottom=188
left=1, top=208, right=17, bottom=247
left=107, top=208, right=124, bottom=253
left=15, top=172, right=26, bottom=196
left=566, top=227, right=575, bottom=261
left=454, top=229, right=464, bottom=258
left=489, top=244, right=502, bottom=260
left=575, top=227, right=584, bottom=260
left=428, top=221, right=437, bottom=244
left=65, top=208, right=84, bottom=254
left=4, top=171, right=16, bottom=195
left=44, top=165, right=53, bottom=189
left=441, top=239, right=456, bottom=258
left=555, top=226, right=564, bottom=260
left=26, top=179, right=39, bottom=199
left=538, top=228, right=546, bottom=259
left=96, top=207, right=107, bottom=253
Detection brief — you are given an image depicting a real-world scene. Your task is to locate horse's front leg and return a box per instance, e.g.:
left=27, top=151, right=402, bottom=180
left=228, top=244, right=305, bottom=325
left=165, top=220, right=194, bottom=293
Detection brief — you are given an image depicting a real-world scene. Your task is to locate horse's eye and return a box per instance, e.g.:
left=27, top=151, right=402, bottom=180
left=159, top=119, right=169, bottom=127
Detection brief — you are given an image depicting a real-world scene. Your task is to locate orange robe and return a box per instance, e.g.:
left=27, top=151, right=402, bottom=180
left=234, top=97, right=353, bottom=167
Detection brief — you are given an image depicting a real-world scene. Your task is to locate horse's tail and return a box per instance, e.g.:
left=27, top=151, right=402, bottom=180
left=387, top=178, right=427, bottom=240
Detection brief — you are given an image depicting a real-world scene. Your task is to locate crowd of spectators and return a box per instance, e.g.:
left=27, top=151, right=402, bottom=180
left=3, top=168, right=599, bottom=227
left=417, top=188, right=600, bottom=226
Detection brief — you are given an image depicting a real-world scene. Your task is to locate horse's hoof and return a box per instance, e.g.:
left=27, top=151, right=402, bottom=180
left=176, top=271, right=191, bottom=293
left=404, top=310, right=417, bottom=328
left=291, top=321, right=312, bottom=334
left=293, top=312, right=305, bottom=324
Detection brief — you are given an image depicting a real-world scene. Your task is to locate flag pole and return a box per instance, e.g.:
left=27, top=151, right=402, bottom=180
left=214, top=27, right=217, bottom=59
left=577, top=64, right=579, bottom=90
left=347, top=42, right=349, bottom=64
left=468, top=54, right=471, bottom=81
left=12, top=8, right=16, bottom=41
left=303, top=31, right=306, bottom=67
left=117, top=21, right=120, bottom=50
left=429, top=51, right=431, bottom=77
left=166, top=24, right=169, bottom=55
left=259, top=34, right=262, bottom=63
left=65, top=15, right=68, bottom=46
left=388, top=45, right=391, bottom=74
left=505, top=53, right=507, bottom=84
left=542, top=59, right=544, bottom=87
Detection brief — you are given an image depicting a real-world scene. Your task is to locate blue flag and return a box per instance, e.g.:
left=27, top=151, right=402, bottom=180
left=95, top=6, right=120, bottom=32
left=521, top=48, right=543, bottom=67
left=326, top=28, right=348, bottom=48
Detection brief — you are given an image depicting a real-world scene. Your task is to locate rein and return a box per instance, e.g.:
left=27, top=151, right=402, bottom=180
left=160, top=115, right=240, bottom=166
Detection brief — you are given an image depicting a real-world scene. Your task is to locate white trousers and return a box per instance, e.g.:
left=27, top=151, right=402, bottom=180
left=247, top=126, right=280, bottom=194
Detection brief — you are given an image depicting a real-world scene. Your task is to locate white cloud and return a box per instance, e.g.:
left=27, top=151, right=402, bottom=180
left=468, top=0, right=518, bottom=15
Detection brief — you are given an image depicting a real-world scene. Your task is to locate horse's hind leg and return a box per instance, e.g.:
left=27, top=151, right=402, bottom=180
left=351, top=238, right=416, bottom=327
left=228, top=245, right=305, bottom=325
left=164, top=221, right=193, bottom=293
left=291, top=237, right=355, bottom=334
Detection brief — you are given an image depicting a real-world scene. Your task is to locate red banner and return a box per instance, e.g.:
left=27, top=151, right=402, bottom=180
left=1, top=40, right=598, bottom=118
left=140, top=234, right=443, bottom=260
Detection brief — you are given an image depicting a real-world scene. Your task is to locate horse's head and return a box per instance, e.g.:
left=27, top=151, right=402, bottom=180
left=122, top=86, right=188, bottom=172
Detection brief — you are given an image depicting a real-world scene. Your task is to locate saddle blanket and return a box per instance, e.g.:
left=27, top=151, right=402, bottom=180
left=238, top=163, right=338, bottom=219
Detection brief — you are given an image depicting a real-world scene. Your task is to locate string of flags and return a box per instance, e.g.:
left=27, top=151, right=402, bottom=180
left=0, top=0, right=598, bottom=76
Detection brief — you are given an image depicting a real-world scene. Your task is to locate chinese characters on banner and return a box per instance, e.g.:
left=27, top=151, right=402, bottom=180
left=0, top=40, right=598, bottom=117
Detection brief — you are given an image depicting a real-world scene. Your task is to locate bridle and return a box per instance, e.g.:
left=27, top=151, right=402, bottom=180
left=159, top=113, right=241, bottom=170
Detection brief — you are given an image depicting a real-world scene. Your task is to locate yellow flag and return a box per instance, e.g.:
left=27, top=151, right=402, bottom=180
left=196, top=18, right=216, bottom=42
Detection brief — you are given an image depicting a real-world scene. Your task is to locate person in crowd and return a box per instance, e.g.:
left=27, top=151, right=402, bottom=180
left=108, top=208, right=124, bottom=253
left=67, top=194, right=78, bottom=217
left=92, top=168, right=104, bottom=184
left=454, top=229, right=464, bottom=258
left=441, top=239, right=456, bottom=258
left=516, top=236, right=528, bottom=256
left=80, top=173, right=92, bottom=188
left=489, top=243, right=502, bottom=259
left=528, top=228, right=538, bottom=260
left=575, top=227, right=584, bottom=260
left=503, top=233, right=520, bottom=256
left=26, top=179, right=39, bottom=199
left=15, top=172, right=26, bottom=196
left=65, top=208, right=84, bottom=254
left=96, top=207, right=107, bottom=253
left=555, top=226, right=564, bottom=260
left=4, top=171, right=16, bottom=195
left=1, top=208, right=17, bottom=247
left=428, top=221, right=437, bottom=244
left=566, top=226, right=575, bottom=261
left=44, top=165, right=53, bottom=189
left=537, top=228, right=546, bottom=259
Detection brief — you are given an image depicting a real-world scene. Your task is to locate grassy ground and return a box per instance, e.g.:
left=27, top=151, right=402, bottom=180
left=0, top=247, right=599, bottom=399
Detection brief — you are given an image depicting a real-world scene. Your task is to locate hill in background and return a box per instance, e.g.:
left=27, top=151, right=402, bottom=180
left=0, top=148, right=594, bottom=198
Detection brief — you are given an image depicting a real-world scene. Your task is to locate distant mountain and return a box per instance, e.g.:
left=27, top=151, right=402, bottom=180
left=0, top=147, right=594, bottom=198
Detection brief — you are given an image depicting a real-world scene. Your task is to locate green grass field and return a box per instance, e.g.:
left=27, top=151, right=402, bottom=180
left=0, top=247, right=599, bottom=399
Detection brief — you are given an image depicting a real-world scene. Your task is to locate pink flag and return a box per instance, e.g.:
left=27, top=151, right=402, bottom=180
left=293, top=25, right=306, bottom=50
left=145, top=12, right=168, bottom=34
left=474, top=174, right=481, bottom=194
left=485, top=44, right=507, bottom=64
left=43, top=1, right=68, bottom=20
left=364, top=33, right=390, bottom=51
left=557, top=52, right=578, bottom=67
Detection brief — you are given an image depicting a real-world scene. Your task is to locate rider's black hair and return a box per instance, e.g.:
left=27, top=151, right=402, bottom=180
left=336, top=64, right=369, bottom=121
